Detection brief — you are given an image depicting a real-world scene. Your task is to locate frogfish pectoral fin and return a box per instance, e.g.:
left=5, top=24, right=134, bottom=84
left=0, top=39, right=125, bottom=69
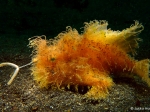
left=83, top=72, right=114, bottom=99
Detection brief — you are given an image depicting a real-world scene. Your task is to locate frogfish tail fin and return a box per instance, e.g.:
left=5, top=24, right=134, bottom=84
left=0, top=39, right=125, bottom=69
left=133, top=59, right=150, bottom=86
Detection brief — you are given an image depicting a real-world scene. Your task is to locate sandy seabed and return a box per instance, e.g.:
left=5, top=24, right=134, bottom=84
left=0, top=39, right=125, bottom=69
left=0, top=54, right=150, bottom=112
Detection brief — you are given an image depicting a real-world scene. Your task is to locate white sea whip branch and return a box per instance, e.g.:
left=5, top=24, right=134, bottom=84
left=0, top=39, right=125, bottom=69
left=0, top=61, right=33, bottom=85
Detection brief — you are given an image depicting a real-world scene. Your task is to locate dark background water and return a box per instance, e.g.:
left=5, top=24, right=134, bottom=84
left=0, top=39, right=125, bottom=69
left=0, top=0, right=150, bottom=59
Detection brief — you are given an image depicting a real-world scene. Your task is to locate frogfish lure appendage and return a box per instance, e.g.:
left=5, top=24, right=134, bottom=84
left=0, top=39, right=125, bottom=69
left=0, top=20, right=150, bottom=99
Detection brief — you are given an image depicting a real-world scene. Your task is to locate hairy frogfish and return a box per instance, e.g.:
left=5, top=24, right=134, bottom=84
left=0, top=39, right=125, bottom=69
left=27, top=20, right=150, bottom=99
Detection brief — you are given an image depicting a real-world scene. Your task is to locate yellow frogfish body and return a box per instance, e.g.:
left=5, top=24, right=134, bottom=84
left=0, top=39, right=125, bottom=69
left=29, top=20, right=150, bottom=99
